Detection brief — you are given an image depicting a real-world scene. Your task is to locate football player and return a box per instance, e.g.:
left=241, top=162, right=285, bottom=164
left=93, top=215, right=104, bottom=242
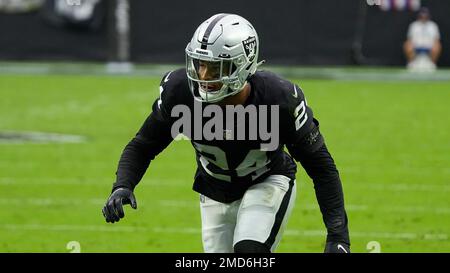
left=102, top=13, right=350, bottom=253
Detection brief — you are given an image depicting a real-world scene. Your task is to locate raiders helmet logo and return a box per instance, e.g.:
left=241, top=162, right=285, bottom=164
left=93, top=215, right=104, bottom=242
left=242, top=36, right=257, bottom=62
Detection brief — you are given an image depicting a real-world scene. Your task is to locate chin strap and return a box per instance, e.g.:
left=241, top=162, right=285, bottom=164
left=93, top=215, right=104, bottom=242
left=246, top=60, right=265, bottom=82
left=256, top=59, right=266, bottom=68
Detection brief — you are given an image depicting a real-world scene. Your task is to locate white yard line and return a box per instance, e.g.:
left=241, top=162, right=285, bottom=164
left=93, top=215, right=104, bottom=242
left=2, top=62, right=450, bottom=81
left=0, top=198, right=105, bottom=206
left=0, top=223, right=447, bottom=241
left=157, top=200, right=450, bottom=215
left=0, top=131, right=87, bottom=144
left=0, top=197, right=449, bottom=215
left=1, top=177, right=448, bottom=192
left=0, top=178, right=105, bottom=185
left=0, top=177, right=185, bottom=187
left=362, top=183, right=450, bottom=192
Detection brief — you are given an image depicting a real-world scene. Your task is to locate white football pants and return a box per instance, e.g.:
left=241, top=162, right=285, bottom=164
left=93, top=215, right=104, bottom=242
left=200, top=175, right=297, bottom=253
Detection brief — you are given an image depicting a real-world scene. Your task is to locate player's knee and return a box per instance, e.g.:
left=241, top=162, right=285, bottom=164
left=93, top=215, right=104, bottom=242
left=234, top=240, right=270, bottom=253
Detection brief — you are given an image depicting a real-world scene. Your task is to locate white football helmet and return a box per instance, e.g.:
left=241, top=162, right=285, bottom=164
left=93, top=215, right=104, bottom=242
left=186, top=14, right=261, bottom=103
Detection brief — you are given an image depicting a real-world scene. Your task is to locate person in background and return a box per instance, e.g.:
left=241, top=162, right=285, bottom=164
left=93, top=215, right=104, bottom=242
left=404, top=7, right=441, bottom=71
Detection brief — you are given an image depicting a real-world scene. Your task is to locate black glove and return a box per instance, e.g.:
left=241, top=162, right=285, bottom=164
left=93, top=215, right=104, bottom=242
left=102, top=187, right=137, bottom=223
left=324, top=242, right=350, bottom=253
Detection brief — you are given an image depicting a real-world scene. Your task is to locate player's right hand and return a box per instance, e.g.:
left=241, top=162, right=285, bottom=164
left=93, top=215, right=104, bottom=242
left=102, top=187, right=137, bottom=223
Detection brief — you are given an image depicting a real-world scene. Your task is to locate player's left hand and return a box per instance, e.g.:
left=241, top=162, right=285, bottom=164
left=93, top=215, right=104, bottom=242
left=324, top=242, right=350, bottom=253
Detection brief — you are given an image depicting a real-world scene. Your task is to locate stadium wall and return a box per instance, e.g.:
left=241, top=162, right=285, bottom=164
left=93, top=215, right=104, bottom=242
left=0, top=0, right=449, bottom=67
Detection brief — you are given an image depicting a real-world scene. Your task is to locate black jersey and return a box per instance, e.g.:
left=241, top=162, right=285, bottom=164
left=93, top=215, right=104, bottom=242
left=134, top=68, right=319, bottom=202
left=113, top=68, right=349, bottom=244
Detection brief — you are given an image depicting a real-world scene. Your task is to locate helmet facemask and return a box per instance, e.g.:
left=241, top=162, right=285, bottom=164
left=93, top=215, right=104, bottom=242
left=186, top=48, right=250, bottom=103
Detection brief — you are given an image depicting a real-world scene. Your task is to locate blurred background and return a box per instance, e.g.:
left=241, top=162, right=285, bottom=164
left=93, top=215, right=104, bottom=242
left=0, top=0, right=449, bottom=253
left=1, top=0, right=450, bottom=66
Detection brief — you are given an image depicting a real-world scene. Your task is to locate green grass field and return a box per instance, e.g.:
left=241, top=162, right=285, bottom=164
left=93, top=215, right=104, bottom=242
left=0, top=67, right=449, bottom=252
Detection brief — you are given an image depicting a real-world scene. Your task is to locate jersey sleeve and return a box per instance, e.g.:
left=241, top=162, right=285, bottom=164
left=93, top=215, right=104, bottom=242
left=113, top=71, right=177, bottom=191
left=281, top=83, right=324, bottom=155
left=150, top=71, right=176, bottom=123
left=281, top=83, right=349, bottom=245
